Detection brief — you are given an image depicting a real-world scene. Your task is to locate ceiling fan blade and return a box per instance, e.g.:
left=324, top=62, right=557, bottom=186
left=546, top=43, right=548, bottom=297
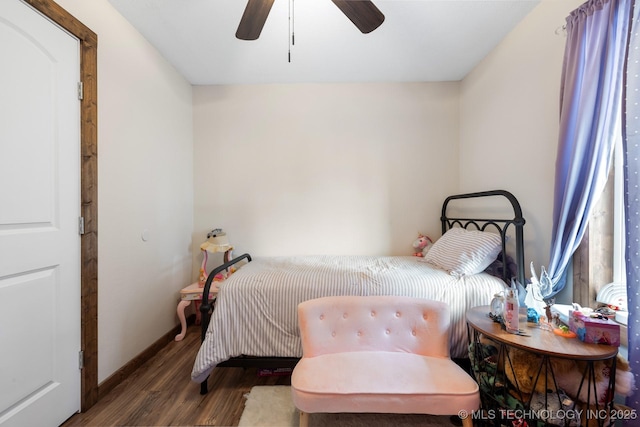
left=236, top=0, right=276, bottom=40
left=331, top=0, right=385, bottom=34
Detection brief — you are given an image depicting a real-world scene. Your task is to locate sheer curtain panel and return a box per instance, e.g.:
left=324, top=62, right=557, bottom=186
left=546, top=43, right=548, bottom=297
left=546, top=0, right=631, bottom=298
left=624, top=0, right=640, bottom=418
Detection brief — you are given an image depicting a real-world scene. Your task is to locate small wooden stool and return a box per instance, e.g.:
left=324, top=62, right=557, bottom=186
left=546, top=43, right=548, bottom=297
left=175, top=282, right=218, bottom=341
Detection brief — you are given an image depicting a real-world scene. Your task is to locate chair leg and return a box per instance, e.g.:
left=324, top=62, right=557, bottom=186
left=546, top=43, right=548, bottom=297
left=299, top=411, right=309, bottom=427
left=461, top=415, right=473, bottom=427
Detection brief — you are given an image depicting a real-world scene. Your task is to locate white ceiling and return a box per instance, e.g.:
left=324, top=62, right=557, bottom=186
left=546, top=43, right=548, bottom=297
left=107, top=0, right=541, bottom=85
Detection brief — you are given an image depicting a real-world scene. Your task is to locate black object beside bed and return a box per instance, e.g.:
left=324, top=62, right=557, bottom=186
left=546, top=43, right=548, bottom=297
left=196, top=189, right=526, bottom=394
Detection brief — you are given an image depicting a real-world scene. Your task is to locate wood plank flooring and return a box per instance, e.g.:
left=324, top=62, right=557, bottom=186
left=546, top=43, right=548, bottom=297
left=62, top=326, right=291, bottom=426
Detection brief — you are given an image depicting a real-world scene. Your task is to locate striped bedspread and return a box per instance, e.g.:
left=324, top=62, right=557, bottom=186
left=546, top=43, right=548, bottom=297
left=191, top=255, right=506, bottom=383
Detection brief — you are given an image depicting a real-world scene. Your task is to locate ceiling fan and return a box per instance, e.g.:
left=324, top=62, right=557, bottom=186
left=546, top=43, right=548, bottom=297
left=236, top=0, right=385, bottom=41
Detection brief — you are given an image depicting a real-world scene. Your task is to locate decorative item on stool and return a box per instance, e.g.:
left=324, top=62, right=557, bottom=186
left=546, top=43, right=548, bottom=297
left=175, top=228, right=234, bottom=342
left=199, top=228, right=233, bottom=286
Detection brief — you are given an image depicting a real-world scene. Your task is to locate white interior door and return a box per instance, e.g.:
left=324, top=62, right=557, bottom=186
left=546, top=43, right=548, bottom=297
left=0, top=0, right=81, bottom=426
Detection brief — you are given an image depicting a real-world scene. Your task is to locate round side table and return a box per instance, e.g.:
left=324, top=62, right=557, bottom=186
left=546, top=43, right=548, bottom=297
left=466, top=306, right=618, bottom=427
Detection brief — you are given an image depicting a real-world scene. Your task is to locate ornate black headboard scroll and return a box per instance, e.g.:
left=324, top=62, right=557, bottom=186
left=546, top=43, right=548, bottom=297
left=441, top=190, right=525, bottom=286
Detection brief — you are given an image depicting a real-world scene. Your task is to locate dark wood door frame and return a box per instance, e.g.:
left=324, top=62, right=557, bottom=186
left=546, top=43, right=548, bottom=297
left=23, top=0, right=99, bottom=412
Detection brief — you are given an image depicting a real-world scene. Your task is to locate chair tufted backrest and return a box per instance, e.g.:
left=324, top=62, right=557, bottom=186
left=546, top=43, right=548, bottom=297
left=297, top=295, right=451, bottom=359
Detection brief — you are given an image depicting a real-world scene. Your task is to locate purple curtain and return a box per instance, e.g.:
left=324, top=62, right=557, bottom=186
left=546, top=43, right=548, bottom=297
left=546, top=0, right=632, bottom=299
left=624, top=0, right=640, bottom=418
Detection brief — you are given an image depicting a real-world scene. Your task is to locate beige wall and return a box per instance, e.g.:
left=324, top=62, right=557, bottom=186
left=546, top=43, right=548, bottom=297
left=193, top=83, right=459, bottom=268
left=194, top=0, right=580, bottom=288
left=460, top=0, right=583, bottom=301
left=54, top=0, right=194, bottom=382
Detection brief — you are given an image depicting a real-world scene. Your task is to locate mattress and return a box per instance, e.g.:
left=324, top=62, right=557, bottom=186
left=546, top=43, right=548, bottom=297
left=191, top=255, right=507, bottom=383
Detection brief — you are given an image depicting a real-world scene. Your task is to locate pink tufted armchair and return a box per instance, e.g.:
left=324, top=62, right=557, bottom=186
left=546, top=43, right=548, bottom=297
left=291, top=295, right=479, bottom=427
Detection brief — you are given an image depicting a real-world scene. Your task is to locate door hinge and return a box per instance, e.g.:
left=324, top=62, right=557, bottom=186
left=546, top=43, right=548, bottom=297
left=79, top=216, right=85, bottom=235
left=78, top=350, right=84, bottom=370
left=77, top=81, right=83, bottom=100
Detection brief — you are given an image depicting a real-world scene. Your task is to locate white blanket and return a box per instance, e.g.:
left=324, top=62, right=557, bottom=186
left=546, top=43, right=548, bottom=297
left=191, top=255, right=506, bottom=383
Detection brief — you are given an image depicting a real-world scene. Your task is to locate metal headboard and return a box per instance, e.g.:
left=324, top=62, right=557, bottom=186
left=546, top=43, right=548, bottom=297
left=440, top=190, right=526, bottom=286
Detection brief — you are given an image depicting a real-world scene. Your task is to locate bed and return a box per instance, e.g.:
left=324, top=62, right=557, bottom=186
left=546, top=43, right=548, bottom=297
left=191, top=190, right=526, bottom=394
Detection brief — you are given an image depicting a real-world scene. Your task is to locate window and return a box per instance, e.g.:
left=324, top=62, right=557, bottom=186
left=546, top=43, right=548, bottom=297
left=573, top=138, right=627, bottom=324
left=595, top=140, right=628, bottom=324
left=612, top=141, right=627, bottom=287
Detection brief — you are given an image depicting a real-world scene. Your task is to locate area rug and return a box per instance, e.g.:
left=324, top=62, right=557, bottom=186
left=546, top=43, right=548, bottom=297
left=238, top=386, right=459, bottom=427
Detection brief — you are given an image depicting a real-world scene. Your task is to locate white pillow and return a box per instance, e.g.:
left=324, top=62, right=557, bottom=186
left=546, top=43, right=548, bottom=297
left=422, top=227, right=502, bottom=276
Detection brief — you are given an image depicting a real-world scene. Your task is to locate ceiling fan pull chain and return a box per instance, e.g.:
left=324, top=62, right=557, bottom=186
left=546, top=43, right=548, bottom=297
left=291, top=0, right=295, bottom=46
left=288, top=0, right=290, bottom=62
left=288, top=0, right=295, bottom=62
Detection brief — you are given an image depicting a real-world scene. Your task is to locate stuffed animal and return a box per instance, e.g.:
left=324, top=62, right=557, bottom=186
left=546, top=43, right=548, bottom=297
left=503, top=346, right=635, bottom=406
left=555, top=354, right=635, bottom=405
left=503, top=346, right=550, bottom=395
left=412, top=233, right=433, bottom=257
left=529, top=389, right=578, bottom=426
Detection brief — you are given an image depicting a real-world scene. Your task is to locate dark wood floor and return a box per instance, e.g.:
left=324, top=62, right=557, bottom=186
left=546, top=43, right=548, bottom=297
left=62, top=326, right=291, bottom=426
